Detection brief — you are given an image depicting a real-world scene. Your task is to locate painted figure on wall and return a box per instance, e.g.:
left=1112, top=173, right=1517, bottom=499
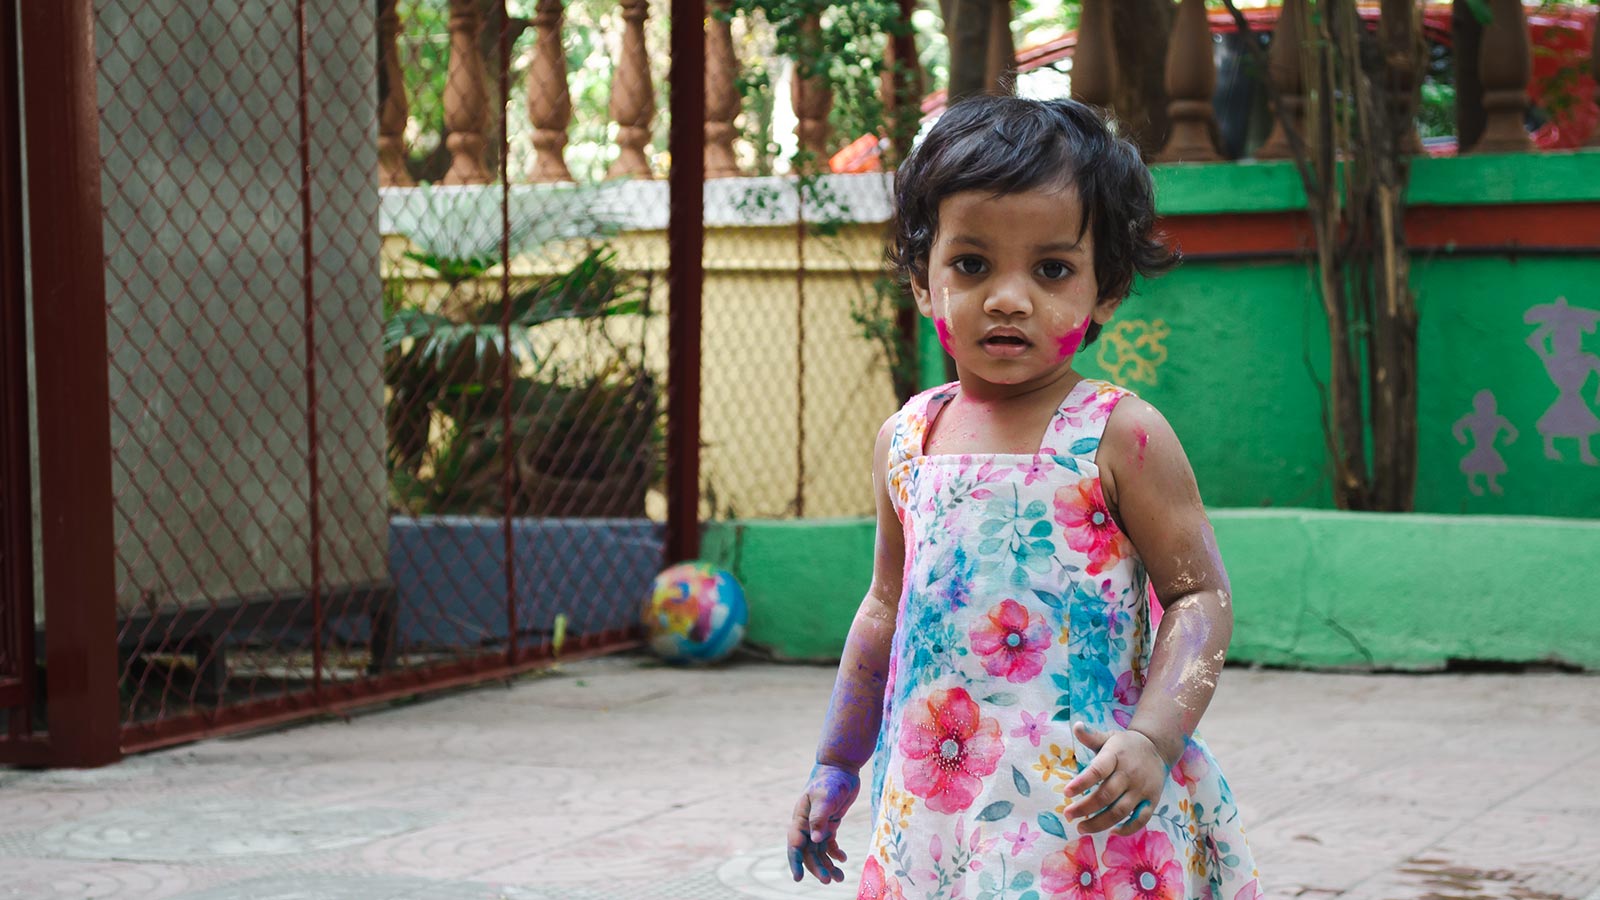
left=1453, top=389, right=1518, bottom=496
left=1524, top=297, right=1600, bottom=466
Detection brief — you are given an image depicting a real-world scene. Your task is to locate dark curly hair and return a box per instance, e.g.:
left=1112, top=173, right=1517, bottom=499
left=891, top=95, right=1179, bottom=347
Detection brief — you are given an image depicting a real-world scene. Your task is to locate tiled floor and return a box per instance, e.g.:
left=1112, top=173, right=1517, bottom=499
left=2, top=655, right=1598, bottom=899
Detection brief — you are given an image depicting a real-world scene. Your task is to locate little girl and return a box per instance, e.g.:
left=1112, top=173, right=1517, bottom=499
left=788, top=96, right=1262, bottom=899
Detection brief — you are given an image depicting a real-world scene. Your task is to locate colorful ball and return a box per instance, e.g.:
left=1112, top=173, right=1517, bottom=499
left=642, top=562, right=747, bottom=665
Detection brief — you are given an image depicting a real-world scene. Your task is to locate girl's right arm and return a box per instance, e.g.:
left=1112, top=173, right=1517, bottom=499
left=787, top=416, right=906, bottom=885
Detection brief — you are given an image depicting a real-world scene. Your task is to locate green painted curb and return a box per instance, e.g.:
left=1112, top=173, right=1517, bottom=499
left=705, top=510, right=1600, bottom=670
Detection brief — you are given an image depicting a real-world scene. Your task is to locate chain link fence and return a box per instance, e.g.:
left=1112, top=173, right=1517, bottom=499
left=2, top=0, right=912, bottom=760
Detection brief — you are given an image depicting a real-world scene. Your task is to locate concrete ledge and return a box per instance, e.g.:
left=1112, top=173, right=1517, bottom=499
left=705, top=510, right=1600, bottom=670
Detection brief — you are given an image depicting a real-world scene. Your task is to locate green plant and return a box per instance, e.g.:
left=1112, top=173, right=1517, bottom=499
left=384, top=240, right=659, bottom=517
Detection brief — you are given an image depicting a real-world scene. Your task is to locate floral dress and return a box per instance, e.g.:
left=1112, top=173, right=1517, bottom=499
left=860, top=379, right=1262, bottom=900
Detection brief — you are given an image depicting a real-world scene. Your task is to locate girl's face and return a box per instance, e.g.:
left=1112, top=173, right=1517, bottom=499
left=911, top=183, right=1120, bottom=393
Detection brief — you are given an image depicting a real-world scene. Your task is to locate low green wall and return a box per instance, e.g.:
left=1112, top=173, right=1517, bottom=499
left=704, top=512, right=1600, bottom=670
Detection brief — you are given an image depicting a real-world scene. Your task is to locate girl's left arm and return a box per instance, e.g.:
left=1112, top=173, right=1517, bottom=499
left=1061, top=397, right=1233, bottom=836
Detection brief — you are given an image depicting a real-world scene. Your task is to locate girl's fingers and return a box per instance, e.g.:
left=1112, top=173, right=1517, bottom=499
left=809, top=841, right=837, bottom=883
left=827, top=838, right=849, bottom=863
left=1113, top=798, right=1155, bottom=836
left=1062, top=771, right=1125, bottom=821
left=1064, top=743, right=1115, bottom=796
left=1076, top=790, right=1139, bottom=835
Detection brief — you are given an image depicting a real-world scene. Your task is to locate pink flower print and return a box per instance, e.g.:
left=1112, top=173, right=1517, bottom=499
left=1011, top=709, right=1050, bottom=747
left=1171, top=741, right=1211, bottom=788
left=1053, top=479, right=1131, bottom=575
left=1041, top=837, right=1104, bottom=899
left=1004, top=820, right=1040, bottom=857
left=1103, top=831, right=1184, bottom=900
left=899, top=686, right=1005, bottom=814
left=970, top=600, right=1052, bottom=684
left=1114, top=669, right=1144, bottom=707
left=1233, top=879, right=1264, bottom=900
left=858, top=856, right=906, bottom=900
left=1017, top=458, right=1053, bottom=485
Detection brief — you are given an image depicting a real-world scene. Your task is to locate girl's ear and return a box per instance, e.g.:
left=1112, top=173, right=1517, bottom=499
left=911, top=269, right=933, bottom=318
left=1091, top=293, right=1124, bottom=324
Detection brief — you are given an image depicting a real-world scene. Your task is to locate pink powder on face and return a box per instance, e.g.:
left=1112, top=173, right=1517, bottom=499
left=935, top=318, right=954, bottom=354
left=1055, top=317, right=1090, bottom=360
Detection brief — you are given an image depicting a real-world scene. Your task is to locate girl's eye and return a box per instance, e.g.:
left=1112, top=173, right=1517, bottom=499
left=1038, top=261, right=1072, bottom=280
left=953, top=257, right=986, bottom=276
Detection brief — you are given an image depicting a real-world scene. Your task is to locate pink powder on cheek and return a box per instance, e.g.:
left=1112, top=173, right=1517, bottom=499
left=1055, top=317, right=1090, bottom=360
left=935, top=318, right=954, bottom=354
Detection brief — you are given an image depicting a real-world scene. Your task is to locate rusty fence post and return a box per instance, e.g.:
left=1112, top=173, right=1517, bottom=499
left=666, top=0, right=706, bottom=565
left=19, top=0, right=122, bottom=767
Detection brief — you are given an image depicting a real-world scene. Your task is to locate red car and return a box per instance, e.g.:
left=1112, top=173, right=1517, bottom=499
left=832, top=2, right=1597, bottom=171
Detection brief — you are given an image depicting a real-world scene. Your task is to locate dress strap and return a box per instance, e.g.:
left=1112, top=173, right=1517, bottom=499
left=1038, top=378, right=1134, bottom=461
left=885, top=382, right=957, bottom=519
left=886, top=381, right=958, bottom=470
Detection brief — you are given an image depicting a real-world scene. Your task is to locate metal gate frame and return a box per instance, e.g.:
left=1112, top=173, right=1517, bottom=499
left=0, top=0, right=121, bottom=768
left=0, top=0, right=707, bottom=768
left=0, top=0, right=36, bottom=743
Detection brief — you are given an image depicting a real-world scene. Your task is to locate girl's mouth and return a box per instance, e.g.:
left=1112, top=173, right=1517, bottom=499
left=980, top=334, right=1031, bottom=358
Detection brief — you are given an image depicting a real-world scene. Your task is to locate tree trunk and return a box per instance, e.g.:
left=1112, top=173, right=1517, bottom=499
left=1109, top=0, right=1174, bottom=155
left=1224, top=0, right=1422, bottom=511
left=946, top=0, right=994, bottom=103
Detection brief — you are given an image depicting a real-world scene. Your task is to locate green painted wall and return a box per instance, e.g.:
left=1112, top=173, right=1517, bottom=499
left=1072, top=261, right=1335, bottom=509
left=705, top=513, right=1600, bottom=670
left=914, top=153, right=1600, bottom=518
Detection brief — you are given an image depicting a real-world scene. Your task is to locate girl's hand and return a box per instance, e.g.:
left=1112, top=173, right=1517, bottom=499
left=787, top=763, right=858, bottom=884
left=1059, top=721, right=1169, bottom=836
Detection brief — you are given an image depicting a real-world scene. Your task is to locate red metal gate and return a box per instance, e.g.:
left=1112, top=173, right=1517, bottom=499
left=0, top=0, right=708, bottom=767
left=0, top=0, right=37, bottom=746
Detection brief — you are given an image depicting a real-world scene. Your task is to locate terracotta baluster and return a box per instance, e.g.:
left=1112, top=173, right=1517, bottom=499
left=1069, top=0, right=1114, bottom=109
left=984, top=0, right=1015, bottom=94
left=608, top=0, right=656, bottom=179
left=1156, top=0, right=1220, bottom=162
left=1473, top=0, right=1532, bottom=153
left=442, top=0, right=490, bottom=184
left=705, top=0, right=741, bottom=178
left=882, top=17, right=923, bottom=165
left=1255, top=0, right=1306, bottom=159
left=527, top=0, right=573, bottom=182
left=1587, top=23, right=1599, bottom=148
left=1379, top=0, right=1425, bottom=155
left=792, top=15, right=833, bottom=166
left=377, top=0, right=414, bottom=186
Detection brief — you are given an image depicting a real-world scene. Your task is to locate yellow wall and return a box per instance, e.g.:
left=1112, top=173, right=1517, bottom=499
left=380, top=221, right=900, bottom=521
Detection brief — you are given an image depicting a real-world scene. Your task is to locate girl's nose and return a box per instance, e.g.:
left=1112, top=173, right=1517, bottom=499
left=982, top=275, right=1032, bottom=317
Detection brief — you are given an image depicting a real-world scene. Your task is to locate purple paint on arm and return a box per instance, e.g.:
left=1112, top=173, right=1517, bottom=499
left=1056, top=317, right=1090, bottom=360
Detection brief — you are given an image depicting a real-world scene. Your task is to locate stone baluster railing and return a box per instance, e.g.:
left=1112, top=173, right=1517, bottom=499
left=527, top=0, right=574, bottom=182
left=607, top=0, right=656, bottom=179
left=705, top=0, right=742, bottom=178
left=792, top=15, right=834, bottom=167
left=1069, top=0, right=1113, bottom=109
left=1587, top=24, right=1600, bottom=149
left=1379, top=0, right=1425, bottom=155
left=1473, top=0, right=1532, bottom=153
left=378, top=0, right=414, bottom=186
left=442, top=0, right=491, bottom=184
left=1156, top=0, right=1220, bottom=162
left=1254, top=0, right=1305, bottom=160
